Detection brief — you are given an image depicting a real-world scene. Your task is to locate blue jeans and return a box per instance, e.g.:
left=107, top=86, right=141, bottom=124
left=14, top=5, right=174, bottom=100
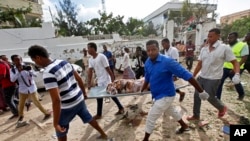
left=96, top=97, right=123, bottom=116
left=56, top=100, right=92, bottom=138
left=216, top=68, right=244, bottom=99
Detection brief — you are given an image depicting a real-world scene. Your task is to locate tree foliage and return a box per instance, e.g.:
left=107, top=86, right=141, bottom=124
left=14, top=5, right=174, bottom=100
left=0, top=4, right=41, bottom=28
left=125, top=17, right=144, bottom=35
left=221, top=17, right=250, bottom=41
left=54, top=0, right=157, bottom=37
left=54, top=0, right=89, bottom=36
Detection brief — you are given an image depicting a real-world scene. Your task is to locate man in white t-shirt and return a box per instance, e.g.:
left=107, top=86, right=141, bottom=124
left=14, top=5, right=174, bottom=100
left=160, top=38, right=179, bottom=62
left=87, top=42, right=124, bottom=120
left=160, top=38, right=186, bottom=102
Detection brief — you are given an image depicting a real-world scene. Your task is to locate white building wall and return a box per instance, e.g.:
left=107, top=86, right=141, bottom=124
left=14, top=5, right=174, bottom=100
left=0, top=23, right=121, bottom=62
left=195, top=21, right=216, bottom=49
left=167, top=20, right=175, bottom=43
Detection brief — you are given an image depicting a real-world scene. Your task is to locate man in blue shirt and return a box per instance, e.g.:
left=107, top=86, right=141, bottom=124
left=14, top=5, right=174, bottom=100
left=141, top=40, right=209, bottom=141
left=103, top=45, right=115, bottom=76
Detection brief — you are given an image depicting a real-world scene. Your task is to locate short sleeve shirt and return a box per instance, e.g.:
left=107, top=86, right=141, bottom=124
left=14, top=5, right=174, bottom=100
left=198, top=40, right=236, bottom=79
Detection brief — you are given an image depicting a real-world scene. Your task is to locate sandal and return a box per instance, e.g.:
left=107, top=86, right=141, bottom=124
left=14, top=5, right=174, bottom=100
left=176, top=127, right=190, bottom=134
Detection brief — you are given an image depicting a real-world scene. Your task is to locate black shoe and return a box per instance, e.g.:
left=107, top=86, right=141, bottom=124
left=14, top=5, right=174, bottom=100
left=18, top=116, right=24, bottom=121
left=8, top=114, right=18, bottom=120
left=237, top=96, right=244, bottom=101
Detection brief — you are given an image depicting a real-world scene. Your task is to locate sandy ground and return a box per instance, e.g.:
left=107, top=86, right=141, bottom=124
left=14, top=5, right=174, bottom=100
left=1, top=61, right=250, bottom=141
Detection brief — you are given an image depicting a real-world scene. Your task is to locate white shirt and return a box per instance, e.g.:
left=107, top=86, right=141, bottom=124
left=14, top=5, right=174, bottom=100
left=164, top=47, right=179, bottom=62
left=199, top=40, right=236, bottom=79
left=10, top=67, right=37, bottom=94
left=122, top=53, right=131, bottom=68
left=89, top=53, right=111, bottom=86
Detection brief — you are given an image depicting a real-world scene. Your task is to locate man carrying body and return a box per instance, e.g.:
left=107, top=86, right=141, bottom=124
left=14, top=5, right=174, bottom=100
left=88, top=42, right=124, bottom=120
left=28, top=45, right=108, bottom=141
left=141, top=40, right=209, bottom=141
left=187, top=28, right=240, bottom=121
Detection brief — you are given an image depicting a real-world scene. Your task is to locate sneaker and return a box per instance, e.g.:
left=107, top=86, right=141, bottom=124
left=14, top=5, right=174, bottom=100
left=186, top=115, right=200, bottom=121
left=8, top=114, right=18, bottom=120
left=218, top=106, right=227, bottom=118
left=93, top=115, right=102, bottom=120
left=16, top=121, right=29, bottom=128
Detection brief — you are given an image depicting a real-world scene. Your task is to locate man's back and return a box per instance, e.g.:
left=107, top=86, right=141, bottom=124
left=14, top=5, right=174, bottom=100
left=43, top=59, right=83, bottom=109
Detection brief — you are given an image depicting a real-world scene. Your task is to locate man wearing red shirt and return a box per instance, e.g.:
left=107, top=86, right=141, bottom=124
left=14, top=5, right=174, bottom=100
left=185, top=40, right=196, bottom=71
left=0, top=55, right=18, bottom=119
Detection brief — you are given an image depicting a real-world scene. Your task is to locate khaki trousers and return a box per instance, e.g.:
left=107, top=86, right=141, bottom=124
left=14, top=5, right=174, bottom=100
left=19, top=92, right=48, bottom=117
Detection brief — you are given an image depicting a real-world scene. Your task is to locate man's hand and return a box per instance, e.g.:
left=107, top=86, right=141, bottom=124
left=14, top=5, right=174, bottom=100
left=199, top=91, right=209, bottom=100
left=54, top=124, right=66, bottom=133
left=232, top=73, right=241, bottom=84
left=84, top=94, right=88, bottom=100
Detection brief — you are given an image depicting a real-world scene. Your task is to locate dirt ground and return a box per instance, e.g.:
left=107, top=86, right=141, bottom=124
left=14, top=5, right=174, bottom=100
left=0, top=60, right=250, bottom=141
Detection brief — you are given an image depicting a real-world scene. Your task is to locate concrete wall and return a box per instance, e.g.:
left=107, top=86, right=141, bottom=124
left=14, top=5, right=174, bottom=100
left=0, top=23, right=122, bottom=62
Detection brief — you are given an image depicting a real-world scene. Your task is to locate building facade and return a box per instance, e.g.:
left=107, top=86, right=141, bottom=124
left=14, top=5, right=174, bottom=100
left=220, top=9, right=250, bottom=25
left=0, top=0, right=43, bottom=27
left=143, top=0, right=217, bottom=47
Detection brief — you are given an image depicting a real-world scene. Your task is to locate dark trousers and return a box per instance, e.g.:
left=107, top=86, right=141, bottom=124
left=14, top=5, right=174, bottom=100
left=186, top=56, right=194, bottom=71
left=135, top=67, right=144, bottom=79
left=3, top=86, right=18, bottom=115
left=216, top=68, right=244, bottom=99
left=96, top=97, right=123, bottom=116
left=110, top=65, right=115, bottom=79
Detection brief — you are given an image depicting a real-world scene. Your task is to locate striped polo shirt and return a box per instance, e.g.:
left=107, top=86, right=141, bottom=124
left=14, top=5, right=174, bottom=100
left=43, top=59, right=83, bottom=109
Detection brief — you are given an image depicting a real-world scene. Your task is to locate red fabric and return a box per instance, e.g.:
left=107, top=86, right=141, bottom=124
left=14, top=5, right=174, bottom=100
left=185, top=44, right=195, bottom=57
left=0, top=62, right=15, bottom=88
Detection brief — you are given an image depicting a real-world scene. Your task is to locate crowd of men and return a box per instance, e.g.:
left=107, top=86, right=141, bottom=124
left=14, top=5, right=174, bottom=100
left=0, top=28, right=250, bottom=141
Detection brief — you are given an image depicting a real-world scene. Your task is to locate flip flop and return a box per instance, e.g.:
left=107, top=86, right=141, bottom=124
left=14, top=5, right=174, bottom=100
left=175, top=127, right=190, bottom=134
left=198, top=120, right=209, bottom=127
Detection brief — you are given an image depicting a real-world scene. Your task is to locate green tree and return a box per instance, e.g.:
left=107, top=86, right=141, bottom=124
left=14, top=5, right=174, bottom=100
left=0, top=5, right=41, bottom=28
left=142, top=22, right=157, bottom=36
left=85, top=11, right=127, bottom=35
left=125, top=17, right=144, bottom=35
left=54, top=0, right=89, bottom=36
left=221, top=17, right=250, bottom=41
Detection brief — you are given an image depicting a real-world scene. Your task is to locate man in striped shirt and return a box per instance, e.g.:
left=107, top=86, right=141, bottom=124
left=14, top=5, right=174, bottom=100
left=28, top=45, right=107, bottom=141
